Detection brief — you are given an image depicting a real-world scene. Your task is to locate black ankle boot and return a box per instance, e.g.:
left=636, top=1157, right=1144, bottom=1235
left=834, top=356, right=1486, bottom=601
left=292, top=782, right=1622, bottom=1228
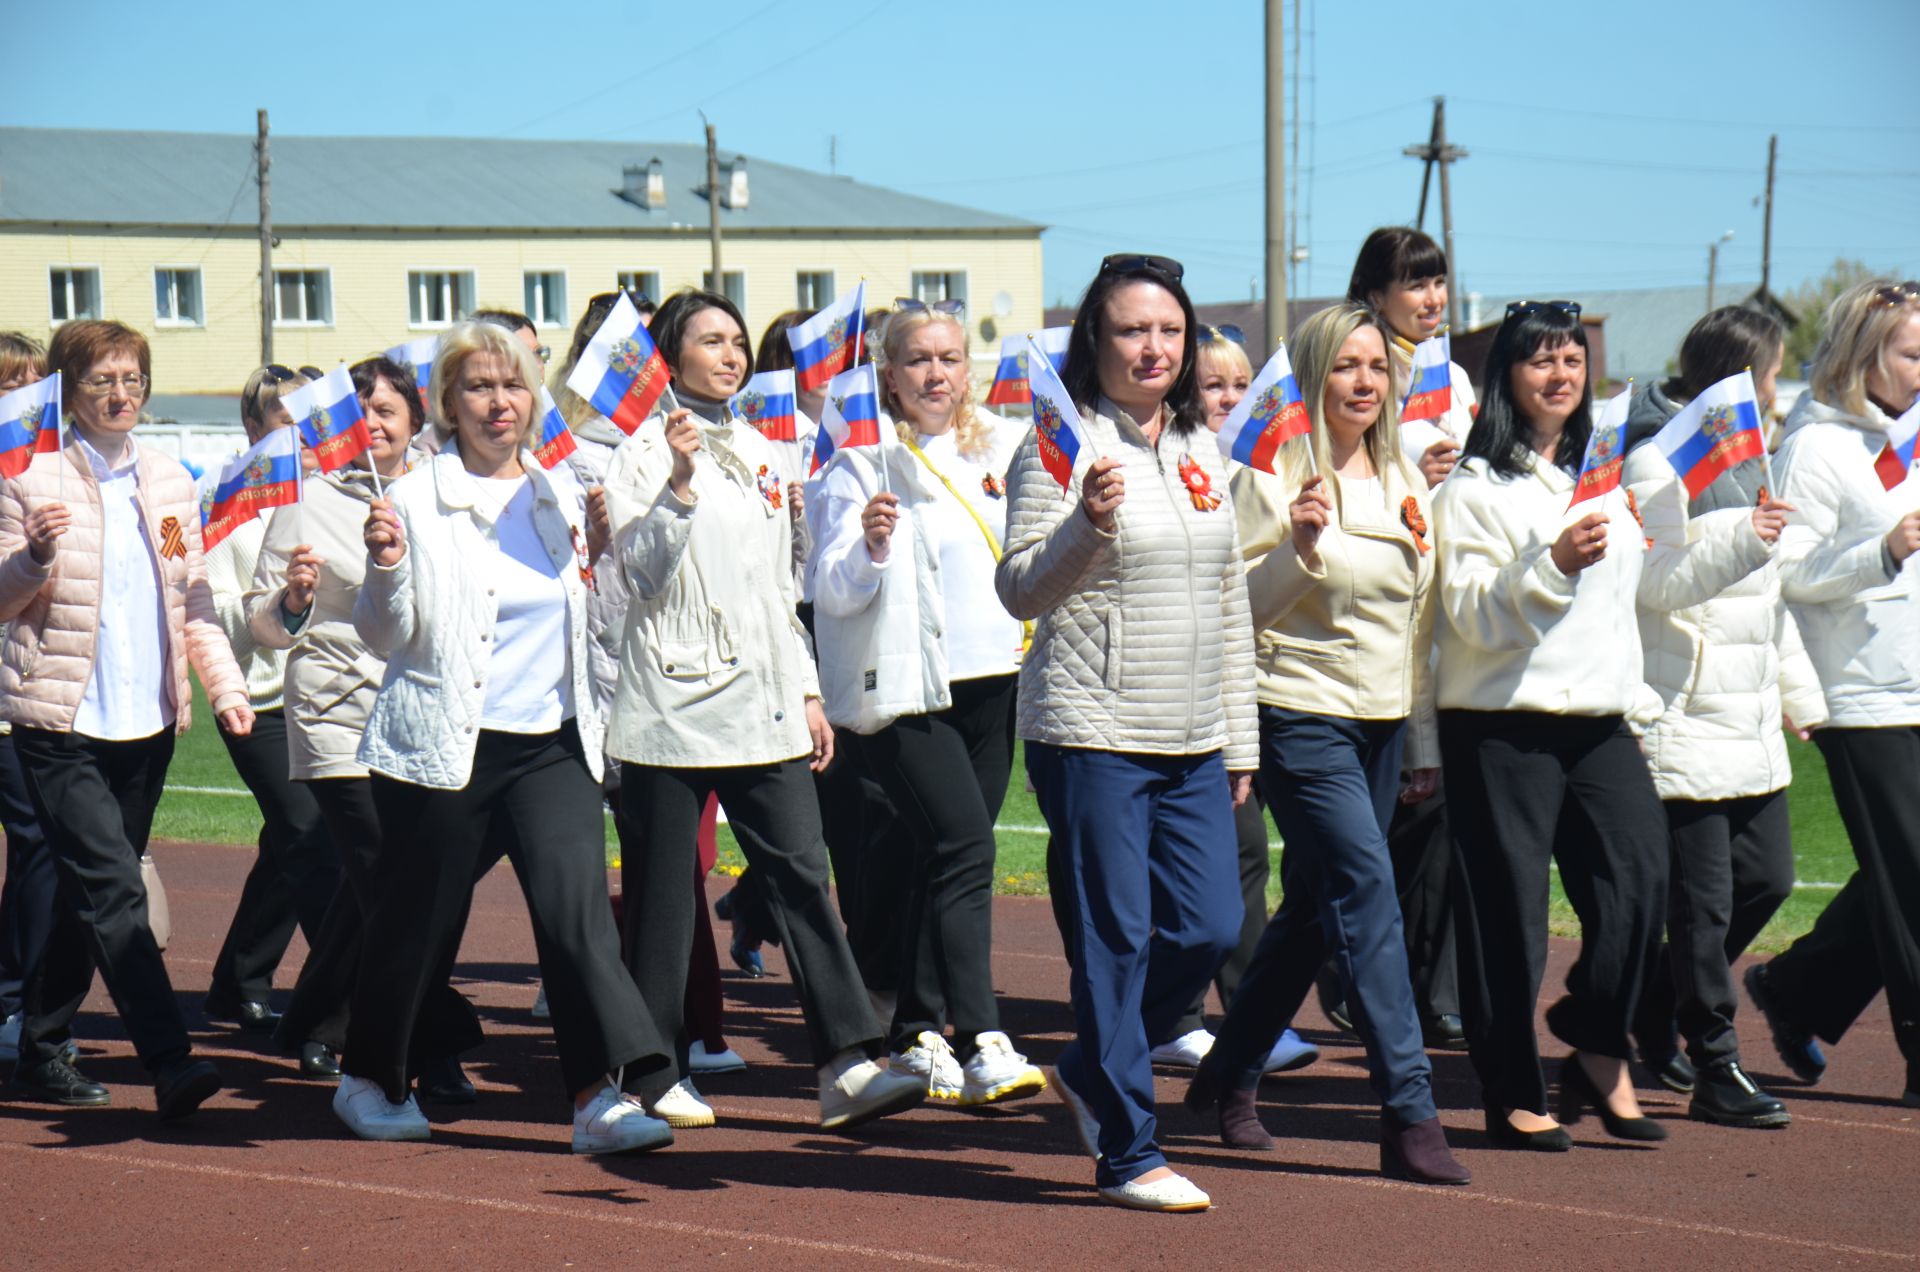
left=1690, top=1059, right=1790, bottom=1128
left=1382, top=1112, right=1470, bottom=1184
left=1217, top=1086, right=1273, bottom=1151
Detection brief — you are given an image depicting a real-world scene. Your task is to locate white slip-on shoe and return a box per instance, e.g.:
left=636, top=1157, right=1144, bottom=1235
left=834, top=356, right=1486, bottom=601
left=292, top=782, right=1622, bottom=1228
left=893, top=1031, right=964, bottom=1102
left=333, top=1075, right=429, bottom=1142
left=530, top=985, right=550, bottom=1020
left=819, top=1055, right=925, bottom=1131
left=573, top=1086, right=674, bottom=1155
left=1051, top=1065, right=1103, bottom=1161
left=689, top=1041, right=747, bottom=1074
left=648, top=1076, right=716, bottom=1128
left=1261, top=1028, right=1320, bottom=1074
left=960, top=1032, right=1048, bottom=1106
left=1149, top=1029, right=1215, bottom=1068
left=1099, top=1172, right=1211, bottom=1213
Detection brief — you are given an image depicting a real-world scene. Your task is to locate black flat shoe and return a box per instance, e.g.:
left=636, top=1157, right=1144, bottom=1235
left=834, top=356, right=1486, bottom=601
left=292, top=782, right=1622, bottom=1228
left=300, top=1041, right=343, bottom=1079
left=1558, top=1055, right=1667, bottom=1142
left=415, top=1055, right=476, bottom=1104
left=1481, top=1107, right=1570, bottom=1152
left=1645, top=1050, right=1696, bottom=1095
left=1423, top=1014, right=1467, bottom=1050
left=154, top=1058, right=222, bottom=1122
left=13, top=1056, right=111, bottom=1107
left=1315, top=965, right=1354, bottom=1034
left=205, top=998, right=281, bottom=1034
left=1690, top=1060, right=1790, bottom=1128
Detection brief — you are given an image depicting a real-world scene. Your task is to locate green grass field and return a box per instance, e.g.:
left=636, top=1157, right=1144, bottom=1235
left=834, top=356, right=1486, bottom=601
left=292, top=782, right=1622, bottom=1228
left=156, top=683, right=1849, bottom=951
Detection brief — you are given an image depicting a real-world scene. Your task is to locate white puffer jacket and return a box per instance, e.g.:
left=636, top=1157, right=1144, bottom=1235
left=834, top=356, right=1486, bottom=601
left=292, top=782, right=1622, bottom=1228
left=1773, top=391, right=1920, bottom=727
left=1624, top=443, right=1828, bottom=801
left=353, top=448, right=603, bottom=790
left=994, top=398, right=1257, bottom=771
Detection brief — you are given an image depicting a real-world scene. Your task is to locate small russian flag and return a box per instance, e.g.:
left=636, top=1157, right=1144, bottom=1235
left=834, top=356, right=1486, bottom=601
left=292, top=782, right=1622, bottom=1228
left=985, top=327, right=1072, bottom=408
left=202, top=427, right=301, bottom=550
left=1214, top=343, right=1311, bottom=475
left=533, top=387, right=578, bottom=470
left=1024, top=331, right=1096, bottom=490
left=565, top=292, right=671, bottom=435
left=1568, top=385, right=1633, bottom=509
left=0, top=375, right=61, bottom=480
left=1651, top=370, right=1767, bottom=499
left=1400, top=334, right=1453, bottom=427
left=788, top=281, right=867, bottom=393
left=730, top=369, right=798, bottom=441
left=1873, top=399, right=1920, bottom=491
left=385, top=337, right=439, bottom=410
left=284, top=365, right=372, bottom=473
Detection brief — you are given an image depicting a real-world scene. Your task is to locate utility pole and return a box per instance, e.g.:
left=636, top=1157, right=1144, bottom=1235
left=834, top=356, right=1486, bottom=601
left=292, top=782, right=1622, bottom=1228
left=1761, top=134, right=1778, bottom=300
left=704, top=119, right=723, bottom=292
left=1264, top=0, right=1287, bottom=348
left=257, top=109, right=272, bottom=366
left=1403, top=97, right=1467, bottom=332
left=1707, top=229, right=1734, bottom=312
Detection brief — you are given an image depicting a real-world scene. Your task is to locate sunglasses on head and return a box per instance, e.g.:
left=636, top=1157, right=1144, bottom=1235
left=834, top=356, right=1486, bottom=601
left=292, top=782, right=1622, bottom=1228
left=892, top=297, right=966, bottom=318
left=1198, top=323, right=1246, bottom=346
left=260, top=364, right=298, bottom=384
left=1872, top=281, right=1920, bottom=308
left=1100, top=253, right=1185, bottom=283
left=1505, top=299, right=1582, bottom=320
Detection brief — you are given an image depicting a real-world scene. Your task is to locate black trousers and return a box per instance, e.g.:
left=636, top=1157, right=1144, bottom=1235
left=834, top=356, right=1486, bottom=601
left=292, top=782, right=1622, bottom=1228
left=209, top=710, right=337, bottom=1008
left=342, top=726, right=663, bottom=1104
left=274, top=775, right=484, bottom=1060
left=1634, top=791, right=1793, bottom=1068
left=1162, top=790, right=1271, bottom=1039
left=1763, top=727, right=1920, bottom=1072
left=621, top=756, right=881, bottom=1093
left=816, top=734, right=904, bottom=991
left=0, top=732, right=56, bottom=1018
left=1387, top=784, right=1459, bottom=1020
left=857, top=673, right=1016, bottom=1057
left=1442, top=710, right=1669, bottom=1116
left=12, top=726, right=192, bottom=1074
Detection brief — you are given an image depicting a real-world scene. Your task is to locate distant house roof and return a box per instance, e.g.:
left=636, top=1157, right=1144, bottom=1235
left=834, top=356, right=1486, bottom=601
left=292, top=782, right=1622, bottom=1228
left=0, top=128, right=1042, bottom=235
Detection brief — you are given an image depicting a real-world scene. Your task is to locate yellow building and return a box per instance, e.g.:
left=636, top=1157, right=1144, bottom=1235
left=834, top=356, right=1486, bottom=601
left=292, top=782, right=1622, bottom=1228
left=0, top=128, right=1045, bottom=397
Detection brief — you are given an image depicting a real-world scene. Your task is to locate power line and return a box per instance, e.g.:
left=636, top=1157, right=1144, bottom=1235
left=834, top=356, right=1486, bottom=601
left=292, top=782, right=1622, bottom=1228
left=1451, top=96, right=1920, bottom=135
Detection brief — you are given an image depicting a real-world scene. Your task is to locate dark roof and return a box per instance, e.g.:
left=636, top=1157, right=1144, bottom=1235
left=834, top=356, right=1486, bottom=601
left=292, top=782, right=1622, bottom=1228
left=0, top=128, right=1041, bottom=234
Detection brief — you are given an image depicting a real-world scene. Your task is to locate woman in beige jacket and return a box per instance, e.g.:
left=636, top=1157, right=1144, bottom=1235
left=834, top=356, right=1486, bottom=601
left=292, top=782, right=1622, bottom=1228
left=1184, top=302, right=1468, bottom=1185
left=0, top=319, right=249, bottom=1121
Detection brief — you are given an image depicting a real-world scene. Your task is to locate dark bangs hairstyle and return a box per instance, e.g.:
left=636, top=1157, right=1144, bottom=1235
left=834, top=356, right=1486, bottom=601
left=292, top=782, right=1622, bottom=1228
left=1667, top=306, right=1785, bottom=404
left=1462, top=305, right=1594, bottom=478
left=1346, top=226, right=1448, bottom=304
left=755, top=309, right=814, bottom=374
left=1061, top=257, right=1202, bottom=433
left=349, top=355, right=425, bottom=436
left=650, top=289, right=753, bottom=377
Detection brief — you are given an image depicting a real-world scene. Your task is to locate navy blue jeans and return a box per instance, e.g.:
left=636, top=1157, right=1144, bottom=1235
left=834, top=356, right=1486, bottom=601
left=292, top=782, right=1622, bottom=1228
left=1210, top=708, right=1434, bottom=1123
left=1028, top=743, right=1241, bottom=1186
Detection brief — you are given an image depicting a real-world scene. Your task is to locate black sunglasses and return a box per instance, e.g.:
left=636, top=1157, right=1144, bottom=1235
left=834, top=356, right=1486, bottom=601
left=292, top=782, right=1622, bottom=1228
left=893, top=297, right=966, bottom=317
left=1872, top=282, right=1920, bottom=308
left=1100, top=253, right=1185, bottom=283
left=260, top=364, right=298, bottom=384
left=1198, top=323, right=1246, bottom=346
left=1505, top=300, right=1582, bottom=320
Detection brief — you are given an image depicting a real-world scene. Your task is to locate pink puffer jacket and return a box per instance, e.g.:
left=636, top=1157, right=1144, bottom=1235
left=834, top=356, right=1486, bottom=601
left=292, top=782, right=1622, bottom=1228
left=0, top=436, right=247, bottom=733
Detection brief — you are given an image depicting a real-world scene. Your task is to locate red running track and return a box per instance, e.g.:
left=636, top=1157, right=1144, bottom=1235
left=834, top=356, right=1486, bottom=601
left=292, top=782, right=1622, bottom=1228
left=2, top=840, right=1915, bottom=1269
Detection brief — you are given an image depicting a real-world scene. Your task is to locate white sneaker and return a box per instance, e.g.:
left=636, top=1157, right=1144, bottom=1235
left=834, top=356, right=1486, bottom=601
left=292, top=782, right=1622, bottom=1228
left=530, top=985, right=550, bottom=1020
left=0, top=1012, right=19, bottom=1063
left=893, top=1030, right=964, bottom=1102
left=960, top=1032, right=1048, bottom=1106
left=1098, top=1171, right=1211, bottom=1213
left=819, top=1054, right=925, bottom=1131
left=333, top=1075, right=429, bottom=1142
left=1052, top=1066, right=1103, bottom=1161
left=689, top=1041, right=747, bottom=1074
left=1149, top=1028, right=1215, bottom=1068
left=1261, top=1028, right=1320, bottom=1074
left=572, top=1085, right=674, bottom=1155
left=648, top=1076, right=716, bottom=1128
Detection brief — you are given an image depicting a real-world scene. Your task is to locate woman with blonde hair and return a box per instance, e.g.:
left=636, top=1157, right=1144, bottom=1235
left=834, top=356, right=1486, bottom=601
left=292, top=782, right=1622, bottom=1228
left=1185, top=302, right=1466, bottom=1183
left=1752, top=280, right=1920, bottom=1108
left=813, top=299, right=1044, bottom=1105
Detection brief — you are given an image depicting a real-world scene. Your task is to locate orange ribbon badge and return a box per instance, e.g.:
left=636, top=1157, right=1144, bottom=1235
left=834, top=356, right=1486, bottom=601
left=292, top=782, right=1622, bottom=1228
left=1400, top=496, right=1431, bottom=554
left=1178, top=453, right=1222, bottom=511
left=157, top=516, right=187, bottom=561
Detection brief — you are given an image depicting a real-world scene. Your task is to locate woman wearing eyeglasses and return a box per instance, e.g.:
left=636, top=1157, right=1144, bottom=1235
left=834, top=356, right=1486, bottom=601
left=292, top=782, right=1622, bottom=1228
left=998, top=253, right=1254, bottom=1213
left=603, top=289, right=925, bottom=1134
left=1752, top=280, right=1920, bottom=1109
left=0, top=320, right=250, bottom=1120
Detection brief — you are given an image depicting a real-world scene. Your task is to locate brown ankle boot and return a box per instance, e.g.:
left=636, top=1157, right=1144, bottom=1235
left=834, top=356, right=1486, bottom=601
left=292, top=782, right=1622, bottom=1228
left=1381, top=1113, right=1471, bottom=1184
left=1218, top=1086, right=1273, bottom=1150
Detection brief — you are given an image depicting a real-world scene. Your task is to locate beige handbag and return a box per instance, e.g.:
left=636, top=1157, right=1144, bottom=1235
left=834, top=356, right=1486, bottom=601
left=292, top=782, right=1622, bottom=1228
left=139, top=853, right=170, bottom=951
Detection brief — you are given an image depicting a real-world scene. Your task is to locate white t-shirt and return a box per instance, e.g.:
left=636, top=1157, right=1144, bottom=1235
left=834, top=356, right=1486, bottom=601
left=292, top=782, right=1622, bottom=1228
left=909, top=426, right=1024, bottom=682
left=474, top=476, right=572, bottom=733
left=74, top=435, right=172, bottom=741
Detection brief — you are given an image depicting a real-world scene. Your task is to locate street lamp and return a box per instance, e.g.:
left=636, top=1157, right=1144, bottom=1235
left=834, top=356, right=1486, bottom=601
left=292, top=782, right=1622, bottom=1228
left=1707, top=230, right=1735, bottom=312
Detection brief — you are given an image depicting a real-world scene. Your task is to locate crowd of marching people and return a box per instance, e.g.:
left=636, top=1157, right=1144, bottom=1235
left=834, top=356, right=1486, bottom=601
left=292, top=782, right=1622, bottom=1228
left=0, top=229, right=1917, bottom=1213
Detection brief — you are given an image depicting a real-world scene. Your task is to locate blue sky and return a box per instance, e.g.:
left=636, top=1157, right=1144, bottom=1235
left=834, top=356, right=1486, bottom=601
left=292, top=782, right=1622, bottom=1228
left=12, top=0, right=1918, bottom=310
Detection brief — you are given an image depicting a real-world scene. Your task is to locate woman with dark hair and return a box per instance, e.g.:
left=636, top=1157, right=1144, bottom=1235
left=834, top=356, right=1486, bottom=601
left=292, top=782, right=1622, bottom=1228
left=1622, top=307, right=1810, bottom=1127
left=1756, top=280, right=1920, bottom=1109
left=997, top=254, right=1255, bottom=1212
left=1435, top=302, right=1699, bottom=1149
left=603, top=289, right=925, bottom=1133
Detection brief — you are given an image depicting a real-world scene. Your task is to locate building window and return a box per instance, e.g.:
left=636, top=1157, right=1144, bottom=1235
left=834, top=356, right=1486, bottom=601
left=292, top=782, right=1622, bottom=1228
left=702, top=270, right=747, bottom=311
left=273, top=269, right=333, bottom=326
left=911, top=271, right=968, bottom=308
left=796, top=271, right=835, bottom=310
left=524, top=271, right=568, bottom=328
left=408, top=270, right=476, bottom=327
left=617, top=271, right=661, bottom=304
left=49, top=267, right=102, bottom=324
left=154, top=268, right=204, bottom=326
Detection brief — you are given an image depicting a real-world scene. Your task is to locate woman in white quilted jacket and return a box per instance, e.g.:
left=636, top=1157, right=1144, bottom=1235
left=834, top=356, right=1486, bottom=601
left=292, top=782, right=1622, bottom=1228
left=813, top=299, right=1045, bottom=1109
left=1622, top=307, right=1818, bottom=1129
left=1750, top=280, right=1920, bottom=1109
left=335, top=321, right=672, bottom=1156
left=996, top=253, right=1257, bottom=1214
